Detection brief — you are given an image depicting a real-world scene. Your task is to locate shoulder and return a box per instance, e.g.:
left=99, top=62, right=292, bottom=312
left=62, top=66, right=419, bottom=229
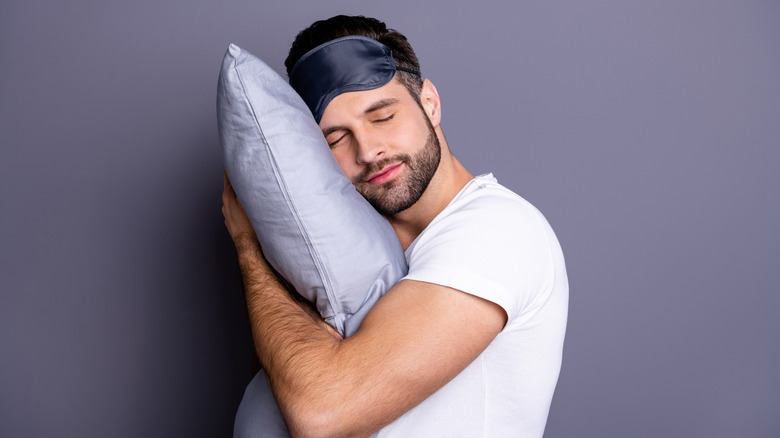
left=404, top=174, right=564, bottom=320
left=410, top=175, right=556, bottom=259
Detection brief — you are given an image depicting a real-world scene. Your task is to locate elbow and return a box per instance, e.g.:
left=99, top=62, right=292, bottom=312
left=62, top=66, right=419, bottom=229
left=285, top=401, right=361, bottom=438
left=286, top=410, right=338, bottom=438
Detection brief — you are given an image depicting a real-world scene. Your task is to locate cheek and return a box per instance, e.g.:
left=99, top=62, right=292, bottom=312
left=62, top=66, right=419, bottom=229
left=392, top=120, right=428, bottom=152
left=331, top=147, right=358, bottom=179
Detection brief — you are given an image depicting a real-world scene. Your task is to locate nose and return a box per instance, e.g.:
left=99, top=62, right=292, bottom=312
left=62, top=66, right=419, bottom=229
left=353, top=128, right=386, bottom=165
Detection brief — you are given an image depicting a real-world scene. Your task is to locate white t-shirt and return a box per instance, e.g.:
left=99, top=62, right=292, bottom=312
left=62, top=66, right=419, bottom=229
left=374, top=174, right=569, bottom=438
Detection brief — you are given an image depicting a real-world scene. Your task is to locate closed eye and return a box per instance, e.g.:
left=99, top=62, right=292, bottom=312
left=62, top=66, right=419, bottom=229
left=328, top=133, right=347, bottom=148
left=373, top=114, right=394, bottom=124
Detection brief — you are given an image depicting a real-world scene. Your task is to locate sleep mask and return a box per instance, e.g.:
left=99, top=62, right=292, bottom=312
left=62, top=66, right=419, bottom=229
left=289, top=35, right=420, bottom=123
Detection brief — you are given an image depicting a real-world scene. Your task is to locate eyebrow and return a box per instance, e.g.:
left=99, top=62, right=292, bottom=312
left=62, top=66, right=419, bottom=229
left=363, top=98, right=399, bottom=115
left=322, top=97, right=400, bottom=137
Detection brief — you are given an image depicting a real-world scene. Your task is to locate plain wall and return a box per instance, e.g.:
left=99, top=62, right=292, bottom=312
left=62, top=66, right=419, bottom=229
left=1, top=0, right=778, bottom=436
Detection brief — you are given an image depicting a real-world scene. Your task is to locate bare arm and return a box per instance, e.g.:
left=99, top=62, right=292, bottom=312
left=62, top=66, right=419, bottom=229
left=223, top=173, right=506, bottom=438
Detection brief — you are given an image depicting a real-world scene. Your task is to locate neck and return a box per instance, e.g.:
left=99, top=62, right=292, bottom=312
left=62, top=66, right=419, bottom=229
left=388, top=129, right=473, bottom=250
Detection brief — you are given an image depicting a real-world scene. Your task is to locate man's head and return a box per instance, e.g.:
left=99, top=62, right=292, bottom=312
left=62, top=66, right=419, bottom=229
left=285, top=15, right=423, bottom=104
left=286, top=15, right=443, bottom=217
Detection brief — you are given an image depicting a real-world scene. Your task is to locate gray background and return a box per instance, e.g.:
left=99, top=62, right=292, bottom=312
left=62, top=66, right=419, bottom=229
left=1, top=0, right=778, bottom=436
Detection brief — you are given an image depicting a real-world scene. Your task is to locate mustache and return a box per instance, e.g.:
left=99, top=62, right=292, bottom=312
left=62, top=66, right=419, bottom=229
left=354, top=154, right=412, bottom=184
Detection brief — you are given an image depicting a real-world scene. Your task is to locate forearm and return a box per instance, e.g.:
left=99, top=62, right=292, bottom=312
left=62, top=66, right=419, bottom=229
left=234, top=237, right=344, bottom=435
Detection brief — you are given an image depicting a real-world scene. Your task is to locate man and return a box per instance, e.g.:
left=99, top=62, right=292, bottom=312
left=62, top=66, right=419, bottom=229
left=223, top=15, right=568, bottom=437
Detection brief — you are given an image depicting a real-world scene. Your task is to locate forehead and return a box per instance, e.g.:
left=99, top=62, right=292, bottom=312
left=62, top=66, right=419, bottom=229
left=318, top=78, right=411, bottom=126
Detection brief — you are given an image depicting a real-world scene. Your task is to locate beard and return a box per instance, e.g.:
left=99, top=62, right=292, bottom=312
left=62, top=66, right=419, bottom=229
left=352, top=121, right=442, bottom=216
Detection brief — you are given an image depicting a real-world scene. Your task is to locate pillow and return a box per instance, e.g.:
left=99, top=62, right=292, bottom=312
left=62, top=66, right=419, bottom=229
left=217, top=43, right=407, bottom=338
left=218, top=45, right=408, bottom=436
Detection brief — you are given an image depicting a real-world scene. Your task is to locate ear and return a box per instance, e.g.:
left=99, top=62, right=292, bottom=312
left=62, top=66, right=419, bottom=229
left=419, top=79, right=442, bottom=127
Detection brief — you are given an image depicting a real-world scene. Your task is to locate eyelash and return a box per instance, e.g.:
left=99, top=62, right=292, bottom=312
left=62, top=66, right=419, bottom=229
left=329, top=134, right=346, bottom=148
left=374, top=114, right=394, bottom=123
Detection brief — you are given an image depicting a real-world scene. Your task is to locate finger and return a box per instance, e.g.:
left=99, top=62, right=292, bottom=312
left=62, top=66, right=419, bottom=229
left=221, top=170, right=244, bottom=210
left=222, top=171, right=236, bottom=204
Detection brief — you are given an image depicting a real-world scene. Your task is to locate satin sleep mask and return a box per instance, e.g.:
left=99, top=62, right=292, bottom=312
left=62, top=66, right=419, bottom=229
left=289, top=35, right=420, bottom=123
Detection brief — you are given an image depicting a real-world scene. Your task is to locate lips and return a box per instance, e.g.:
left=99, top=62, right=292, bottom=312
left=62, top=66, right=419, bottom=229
left=367, top=162, right=403, bottom=185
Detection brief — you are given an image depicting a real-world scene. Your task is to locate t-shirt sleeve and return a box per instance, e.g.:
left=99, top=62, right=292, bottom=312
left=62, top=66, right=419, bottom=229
left=402, top=190, right=558, bottom=322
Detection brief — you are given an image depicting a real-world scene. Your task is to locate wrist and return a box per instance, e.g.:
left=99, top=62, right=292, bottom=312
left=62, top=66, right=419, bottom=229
left=233, top=233, right=261, bottom=253
left=233, top=235, right=270, bottom=273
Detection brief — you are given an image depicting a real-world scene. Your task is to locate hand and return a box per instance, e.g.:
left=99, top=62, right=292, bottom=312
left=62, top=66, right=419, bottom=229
left=222, top=170, right=258, bottom=246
